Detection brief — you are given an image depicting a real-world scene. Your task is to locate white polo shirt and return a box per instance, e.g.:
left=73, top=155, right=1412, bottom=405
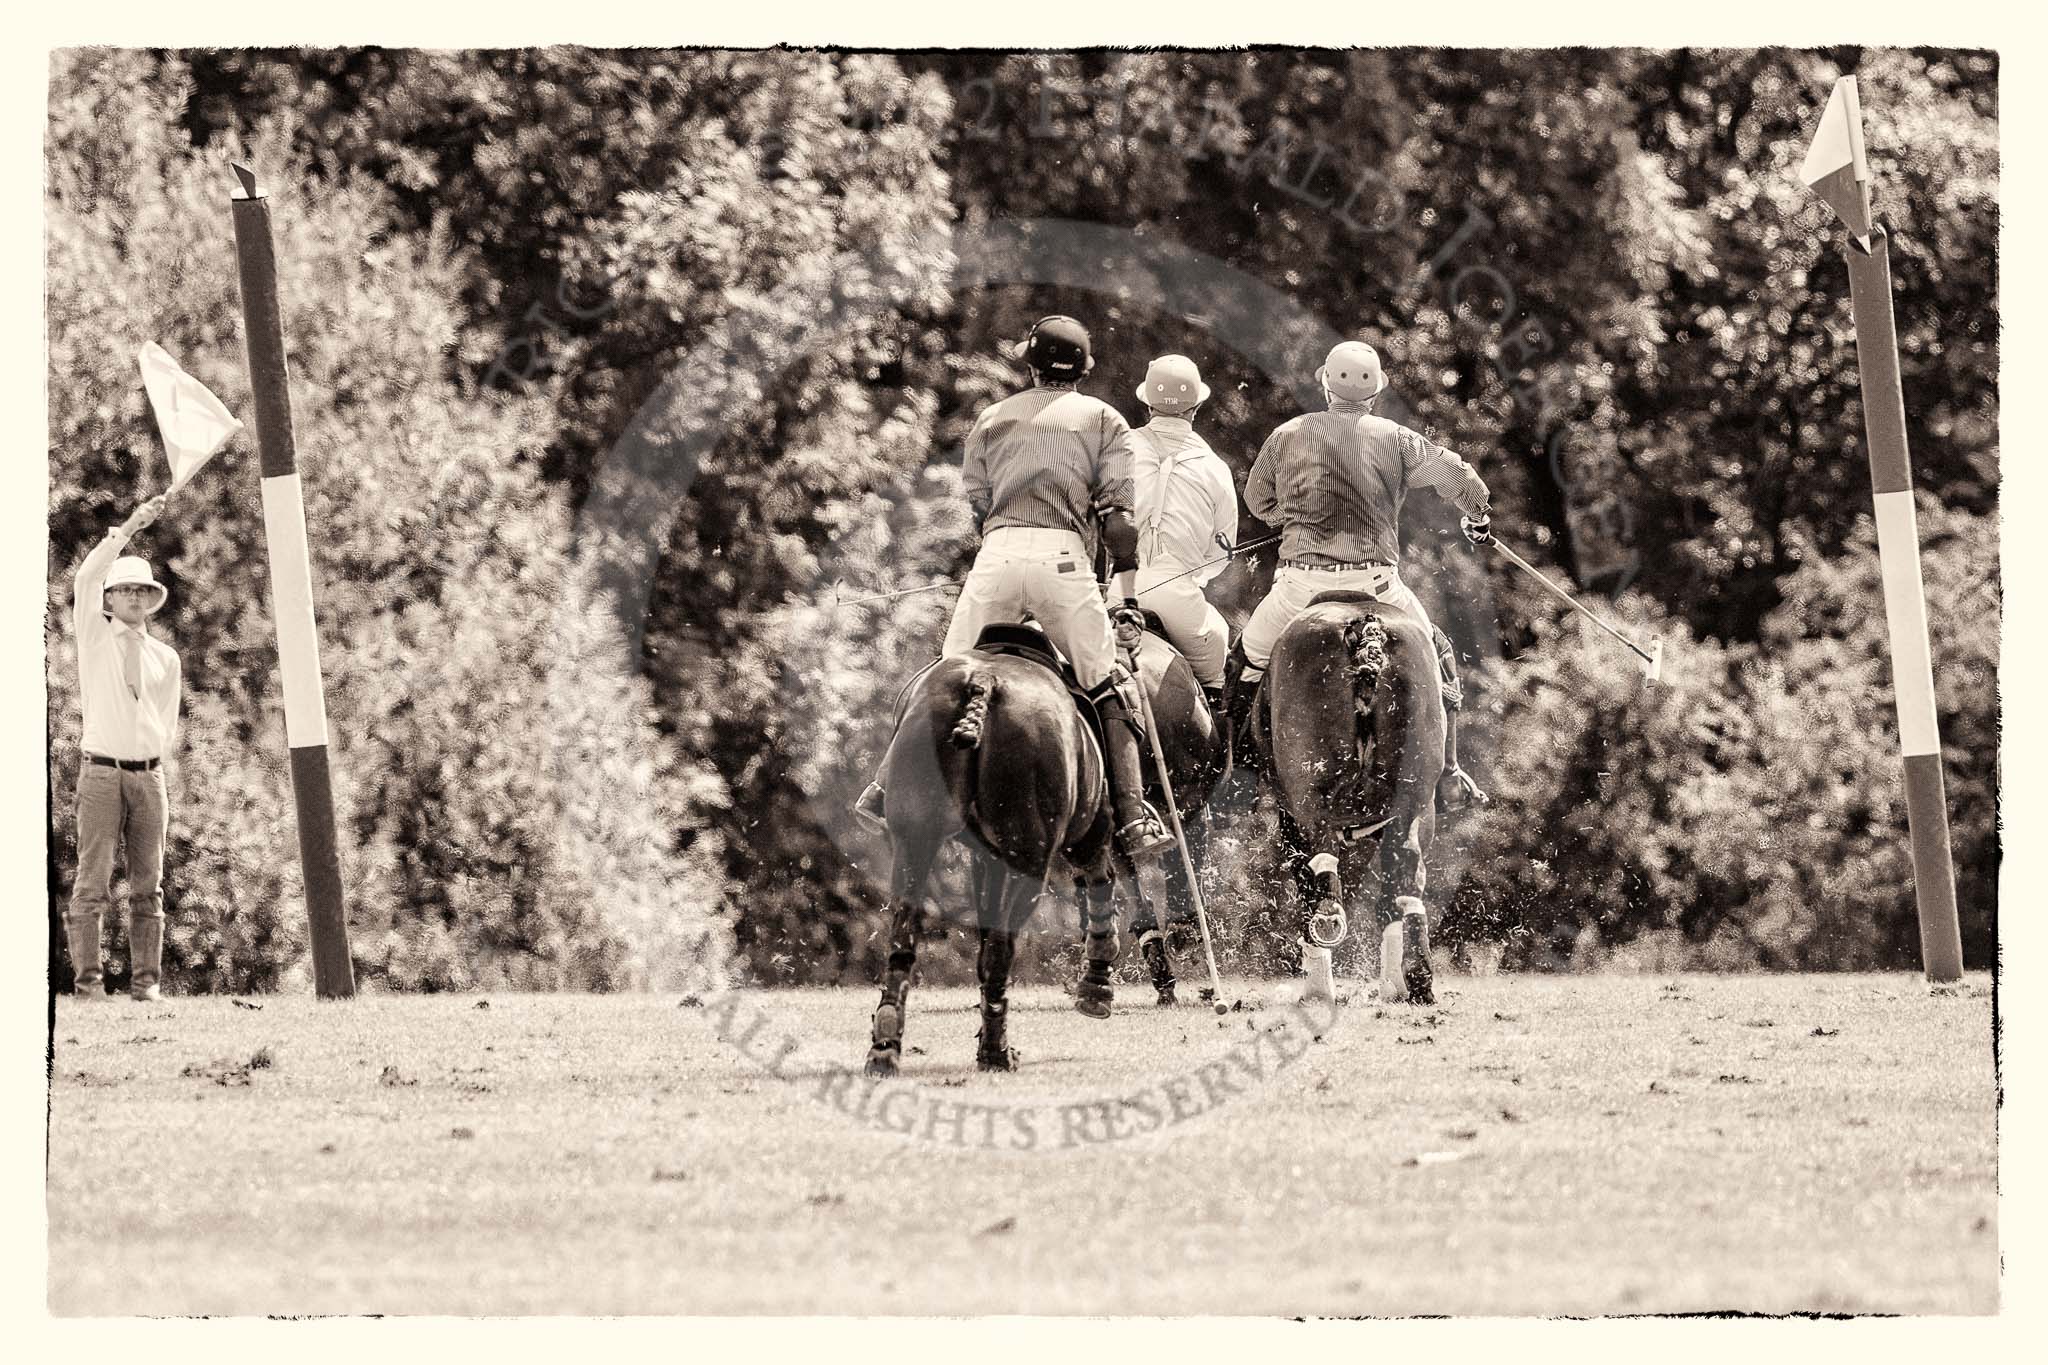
left=73, top=528, right=180, bottom=762
left=1130, top=415, right=1239, bottom=584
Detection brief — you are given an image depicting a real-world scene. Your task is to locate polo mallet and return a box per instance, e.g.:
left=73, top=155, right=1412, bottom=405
left=831, top=578, right=964, bottom=609
left=1476, top=529, right=1663, bottom=682
left=1130, top=660, right=1229, bottom=1014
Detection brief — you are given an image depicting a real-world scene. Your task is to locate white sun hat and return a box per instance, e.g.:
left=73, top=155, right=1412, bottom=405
left=103, top=556, right=168, bottom=614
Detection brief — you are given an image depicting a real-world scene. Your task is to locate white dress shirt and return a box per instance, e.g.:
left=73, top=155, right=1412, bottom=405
left=1130, top=416, right=1240, bottom=585
left=73, top=529, right=180, bottom=761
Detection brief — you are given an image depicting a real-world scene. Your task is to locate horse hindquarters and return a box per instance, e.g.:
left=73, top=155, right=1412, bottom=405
left=1266, top=607, right=1441, bottom=1004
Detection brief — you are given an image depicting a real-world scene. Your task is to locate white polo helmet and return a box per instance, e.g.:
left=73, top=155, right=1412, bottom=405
left=103, top=556, right=167, bottom=614
left=1316, top=340, right=1387, bottom=401
left=1135, top=354, right=1211, bottom=413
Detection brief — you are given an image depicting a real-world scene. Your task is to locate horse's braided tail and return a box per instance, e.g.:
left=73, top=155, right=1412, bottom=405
left=950, top=671, right=996, bottom=749
left=1343, top=616, right=1389, bottom=719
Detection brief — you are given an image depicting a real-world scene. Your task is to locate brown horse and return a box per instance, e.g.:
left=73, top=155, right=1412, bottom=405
left=1253, top=592, right=1442, bottom=1004
left=864, top=633, right=1127, bottom=1075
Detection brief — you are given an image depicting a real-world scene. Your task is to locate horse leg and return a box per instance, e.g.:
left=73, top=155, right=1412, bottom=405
left=1375, top=815, right=1435, bottom=1006
left=866, top=833, right=943, bottom=1077
left=1074, top=852, right=1121, bottom=1018
left=1105, top=843, right=1174, bottom=1006
left=976, top=871, right=1034, bottom=1071
left=1277, top=805, right=1340, bottom=1003
left=1160, top=809, right=1211, bottom=950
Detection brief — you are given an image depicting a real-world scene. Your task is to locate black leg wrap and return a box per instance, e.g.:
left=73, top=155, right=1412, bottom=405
left=1401, top=908, right=1436, bottom=1006
left=1138, top=930, right=1177, bottom=1005
left=976, top=999, right=1018, bottom=1071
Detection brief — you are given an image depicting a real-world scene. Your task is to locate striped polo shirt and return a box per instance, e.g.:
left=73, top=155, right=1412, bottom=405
left=962, top=386, right=1136, bottom=538
left=1246, top=406, right=1489, bottom=566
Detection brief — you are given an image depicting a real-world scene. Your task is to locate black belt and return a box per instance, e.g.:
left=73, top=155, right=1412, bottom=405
left=86, top=754, right=159, bottom=771
left=1280, top=559, right=1396, bottom=574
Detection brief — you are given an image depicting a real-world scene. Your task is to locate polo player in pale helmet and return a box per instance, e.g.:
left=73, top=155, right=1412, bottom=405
left=1227, top=339, right=1492, bottom=812
left=1128, top=354, right=1239, bottom=720
left=856, top=315, right=1173, bottom=861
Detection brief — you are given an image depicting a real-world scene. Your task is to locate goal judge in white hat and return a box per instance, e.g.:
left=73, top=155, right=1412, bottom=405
left=63, top=345, right=239, bottom=1002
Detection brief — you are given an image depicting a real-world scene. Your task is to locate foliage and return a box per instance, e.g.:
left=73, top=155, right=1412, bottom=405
left=1441, top=495, right=1996, bottom=971
left=47, top=50, right=730, bottom=993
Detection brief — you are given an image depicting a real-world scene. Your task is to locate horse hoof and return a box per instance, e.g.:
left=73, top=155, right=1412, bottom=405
left=864, top=1049, right=899, bottom=1078
left=1155, top=986, right=1177, bottom=1007
left=1074, top=986, right=1113, bottom=1020
left=976, top=1047, right=1019, bottom=1072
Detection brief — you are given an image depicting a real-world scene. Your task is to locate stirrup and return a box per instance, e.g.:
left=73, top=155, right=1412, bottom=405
left=1436, top=768, right=1489, bottom=814
left=1117, top=807, right=1174, bottom=860
left=853, top=782, right=888, bottom=832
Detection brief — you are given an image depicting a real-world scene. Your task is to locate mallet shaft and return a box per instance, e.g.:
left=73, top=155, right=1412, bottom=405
left=1488, top=540, right=1655, bottom=667
left=1132, top=666, right=1226, bottom=1005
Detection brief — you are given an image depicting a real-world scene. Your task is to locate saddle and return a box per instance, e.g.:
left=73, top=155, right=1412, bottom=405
left=971, top=622, right=1107, bottom=746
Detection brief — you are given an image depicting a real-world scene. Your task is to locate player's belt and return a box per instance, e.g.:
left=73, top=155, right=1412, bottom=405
left=1280, top=559, right=1396, bottom=573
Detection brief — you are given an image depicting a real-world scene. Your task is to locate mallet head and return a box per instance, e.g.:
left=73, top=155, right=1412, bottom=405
left=1645, top=638, right=1664, bottom=685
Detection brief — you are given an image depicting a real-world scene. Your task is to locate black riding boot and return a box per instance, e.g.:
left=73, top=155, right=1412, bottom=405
left=1090, top=681, right=1173, bottom=861
left=1222, top=643, right=1262, bottom=771
left=1432, top=630, right=1489, bottom=813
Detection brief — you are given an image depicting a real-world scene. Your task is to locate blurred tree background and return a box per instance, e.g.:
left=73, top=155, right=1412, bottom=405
left=45, top=47, right=1997, bottom=991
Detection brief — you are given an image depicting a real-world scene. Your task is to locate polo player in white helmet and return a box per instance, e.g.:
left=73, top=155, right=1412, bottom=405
left=1226, top=339, right=1491, bottom=812
left=1128, top=354, right=1239, bottom=718
left=855, top=315, right=1173, bottom=861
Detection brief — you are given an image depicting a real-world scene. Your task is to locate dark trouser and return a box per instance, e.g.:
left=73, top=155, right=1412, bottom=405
left=67, top=761, right=168, bottom=993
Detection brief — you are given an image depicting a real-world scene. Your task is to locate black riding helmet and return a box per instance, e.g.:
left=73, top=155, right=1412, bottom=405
left=1021, top=315, right=1093, bottom=380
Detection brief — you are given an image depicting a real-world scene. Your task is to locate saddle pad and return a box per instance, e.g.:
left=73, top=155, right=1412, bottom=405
left=974, top=621, right=1073, bottom=678
left=972, top=622, right=1104, bottom=745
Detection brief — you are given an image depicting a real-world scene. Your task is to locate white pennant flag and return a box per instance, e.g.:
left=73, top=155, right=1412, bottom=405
left=138, top=341, right=244, bottom=492
left=1798, top=76, right=1874, bottom=251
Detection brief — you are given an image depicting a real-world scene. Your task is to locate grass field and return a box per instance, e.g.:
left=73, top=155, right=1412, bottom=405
left=47, top=970, right=1998, bottom=1317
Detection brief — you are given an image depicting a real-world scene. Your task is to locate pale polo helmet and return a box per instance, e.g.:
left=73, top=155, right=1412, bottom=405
left=1316, top=340, right=1388, bottom=402
left=1135, top=354, right=1211, bottom=414
left=103, top=556, right=168, bottom=614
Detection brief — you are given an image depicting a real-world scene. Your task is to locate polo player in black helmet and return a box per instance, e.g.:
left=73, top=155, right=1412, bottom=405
left=856, top=316, right=1173, bottom=861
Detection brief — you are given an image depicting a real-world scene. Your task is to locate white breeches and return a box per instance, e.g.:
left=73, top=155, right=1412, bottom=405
left=1134, top=564, right=1229, bottom=689
left=1240, top=564, right=1434, bottom=673
left=943, top=527, right=1116, bottom=687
